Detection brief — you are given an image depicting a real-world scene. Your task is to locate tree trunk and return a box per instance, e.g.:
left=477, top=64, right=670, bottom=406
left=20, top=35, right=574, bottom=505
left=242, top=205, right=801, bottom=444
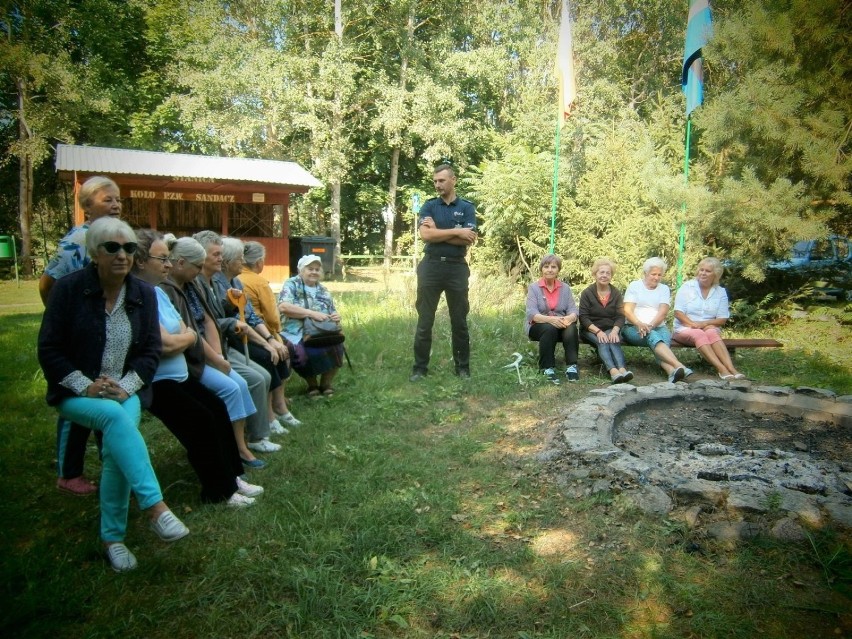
left=384, top=146, right=399, bottom=272
left=330, top=0, right=343, bottom=276
left=382, top=4, right=414, bottom=273
left=17, top=78, right=33, bottom=276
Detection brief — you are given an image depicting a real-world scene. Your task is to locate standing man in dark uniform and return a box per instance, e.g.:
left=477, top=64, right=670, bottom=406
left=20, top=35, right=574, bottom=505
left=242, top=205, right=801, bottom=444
left=410, top=164, right=478, bottom=381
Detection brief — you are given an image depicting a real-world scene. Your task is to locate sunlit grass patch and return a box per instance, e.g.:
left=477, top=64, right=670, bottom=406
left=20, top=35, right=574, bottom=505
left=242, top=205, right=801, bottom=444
left=1, top=276, right=850, bottom=638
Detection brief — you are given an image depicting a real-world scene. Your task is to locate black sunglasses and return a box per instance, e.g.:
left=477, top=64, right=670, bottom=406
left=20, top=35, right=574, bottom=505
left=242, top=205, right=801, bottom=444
left=99, top=241, right=138, bottom=255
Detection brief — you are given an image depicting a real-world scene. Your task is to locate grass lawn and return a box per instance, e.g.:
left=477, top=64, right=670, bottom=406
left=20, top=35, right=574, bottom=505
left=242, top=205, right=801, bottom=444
left=0, top=272, right=850, bottom=639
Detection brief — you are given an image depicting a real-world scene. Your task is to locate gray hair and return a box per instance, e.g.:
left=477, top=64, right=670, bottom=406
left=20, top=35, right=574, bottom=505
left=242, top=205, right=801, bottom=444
left=166, top=235, right=207, bottom=267
left=193, top=230, right=222, bottom=251
left=132, top=228, right=164, bottom=268
left=243, top=241, right=266, bottom=267
left=86, top=217, right=136, bottom=258
left=698, top=256, right=724, bottom=286
left=642, top=257, right=668, bottom=275
left=78, top=176, right=120, bottom=211
left=221, top=236, right=245, bottom=265
left=539, top=253, right=562, bottom=271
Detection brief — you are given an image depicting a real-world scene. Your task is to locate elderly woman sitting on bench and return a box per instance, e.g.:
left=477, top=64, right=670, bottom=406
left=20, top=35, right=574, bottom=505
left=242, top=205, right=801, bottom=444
left=622, top=257, right=693, bottom=383
left=672, top=257, right=745, bottom=380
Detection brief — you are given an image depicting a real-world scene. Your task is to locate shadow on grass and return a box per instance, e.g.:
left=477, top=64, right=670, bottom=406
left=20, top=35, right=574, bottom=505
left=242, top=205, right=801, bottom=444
left=1, top=297, right=850, bottom=638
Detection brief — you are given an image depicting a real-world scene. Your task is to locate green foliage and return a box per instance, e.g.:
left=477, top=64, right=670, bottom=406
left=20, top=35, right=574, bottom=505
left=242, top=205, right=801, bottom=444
left=694, top=0, right=852, bottom=274
left=806, top=530, right=852, bottom=595
left=2, top=276, right=851, bottom=638
left=729, top=293, right=785, bottom=329
left=467, top=140, right=556, bottom=275
left=2, top=0, right=850, bottom=300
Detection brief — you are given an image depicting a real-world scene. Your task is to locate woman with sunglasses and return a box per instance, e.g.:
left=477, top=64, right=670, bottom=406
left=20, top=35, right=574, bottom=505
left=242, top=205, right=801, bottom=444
left=40, top=175, right=121, bottom=496
left=38, top=217, right=190, bottom=573
left=132, top=230, right=263, bottom=507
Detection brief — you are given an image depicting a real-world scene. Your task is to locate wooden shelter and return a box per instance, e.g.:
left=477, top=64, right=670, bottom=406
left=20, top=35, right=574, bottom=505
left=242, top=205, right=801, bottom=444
left=55, top=144, right=322, bottom=283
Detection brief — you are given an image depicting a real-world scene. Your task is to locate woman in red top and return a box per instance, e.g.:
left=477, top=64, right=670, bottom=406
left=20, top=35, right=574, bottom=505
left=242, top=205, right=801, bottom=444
left=524, top=254, right=580, bottom=384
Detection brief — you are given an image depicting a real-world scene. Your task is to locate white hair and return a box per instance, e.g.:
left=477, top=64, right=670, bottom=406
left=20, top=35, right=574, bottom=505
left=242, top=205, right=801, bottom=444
left=86, top=217, right=135, bottom=258
left=643, top=257, right=668, bottom=274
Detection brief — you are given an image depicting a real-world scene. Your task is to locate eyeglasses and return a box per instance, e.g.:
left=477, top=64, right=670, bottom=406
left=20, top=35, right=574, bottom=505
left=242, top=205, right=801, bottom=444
left=99, top=241, right=138, bottom=255
left=149, top=255, right=171, bottom=264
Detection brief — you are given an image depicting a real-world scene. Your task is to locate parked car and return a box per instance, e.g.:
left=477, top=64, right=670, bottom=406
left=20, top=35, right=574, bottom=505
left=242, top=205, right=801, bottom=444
left=766, top=235, right=851, bottom=299
left=722, top=235, right=851, bottom=304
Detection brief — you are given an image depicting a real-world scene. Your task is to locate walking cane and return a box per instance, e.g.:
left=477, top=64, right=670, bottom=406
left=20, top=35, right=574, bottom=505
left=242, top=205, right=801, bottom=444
left=226, top=288, right=250, bottom=361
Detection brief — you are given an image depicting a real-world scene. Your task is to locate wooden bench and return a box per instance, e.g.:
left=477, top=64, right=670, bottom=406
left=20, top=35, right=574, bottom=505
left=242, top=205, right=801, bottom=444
left=602, top=337, right=783, bottom=356
left=669, top=338, right=783, bottom=355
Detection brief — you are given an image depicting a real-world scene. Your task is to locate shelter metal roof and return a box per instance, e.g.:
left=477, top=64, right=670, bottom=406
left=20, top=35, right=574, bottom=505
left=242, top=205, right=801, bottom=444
left=55, top=144, right=322, bottom=190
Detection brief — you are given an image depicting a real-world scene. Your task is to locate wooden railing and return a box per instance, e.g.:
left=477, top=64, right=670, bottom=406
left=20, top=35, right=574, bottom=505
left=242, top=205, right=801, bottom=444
left=339, top=254, right=417, bottom=271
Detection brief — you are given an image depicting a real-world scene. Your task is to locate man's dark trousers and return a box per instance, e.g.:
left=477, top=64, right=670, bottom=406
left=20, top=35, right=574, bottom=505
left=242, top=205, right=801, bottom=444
left=413, top=257, right=470, bottom=374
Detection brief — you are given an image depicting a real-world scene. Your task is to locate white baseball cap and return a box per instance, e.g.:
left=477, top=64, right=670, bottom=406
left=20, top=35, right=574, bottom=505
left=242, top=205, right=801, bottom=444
left=297, top=254, right=322, bottom=271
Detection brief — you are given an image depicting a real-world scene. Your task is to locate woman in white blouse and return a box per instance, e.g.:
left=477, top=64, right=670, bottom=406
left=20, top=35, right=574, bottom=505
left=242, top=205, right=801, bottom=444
left=672, top=257, right=744, bottom=380
left=622, top=257, right=692, bottom=383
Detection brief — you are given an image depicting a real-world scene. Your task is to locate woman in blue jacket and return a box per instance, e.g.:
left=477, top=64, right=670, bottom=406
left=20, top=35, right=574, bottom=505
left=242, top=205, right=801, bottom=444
left=37, top=217, right=189, bottom=573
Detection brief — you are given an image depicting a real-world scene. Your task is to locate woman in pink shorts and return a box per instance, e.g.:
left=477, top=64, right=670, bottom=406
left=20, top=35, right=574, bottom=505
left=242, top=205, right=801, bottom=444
left=673, top=257, right=744, bottom=380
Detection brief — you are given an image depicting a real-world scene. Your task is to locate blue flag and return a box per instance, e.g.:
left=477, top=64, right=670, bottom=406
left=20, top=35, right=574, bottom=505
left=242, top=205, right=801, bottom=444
left=682, top=0, right=713, bottom=117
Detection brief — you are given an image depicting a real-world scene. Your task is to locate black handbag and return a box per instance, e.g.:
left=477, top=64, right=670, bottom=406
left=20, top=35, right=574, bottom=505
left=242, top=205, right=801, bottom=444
left=301, top=282, right=345, bottom=347
left=303, top=317, right=345, bottom=347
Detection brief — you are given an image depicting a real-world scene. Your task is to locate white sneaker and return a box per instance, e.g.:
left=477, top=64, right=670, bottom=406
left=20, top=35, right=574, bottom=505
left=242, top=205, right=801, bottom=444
left=106, top=543, right=138, bottom=573
left=247, top=438, right=282, bottom=453
left=236, top=476, right=264, bottom=497
left=278, top=412, right=303, bottom=428
left=150, top=510, right=190, bottom=542
left=227, top=493, right=255, bottom=508
left=269, top=421, right=289, bottom=435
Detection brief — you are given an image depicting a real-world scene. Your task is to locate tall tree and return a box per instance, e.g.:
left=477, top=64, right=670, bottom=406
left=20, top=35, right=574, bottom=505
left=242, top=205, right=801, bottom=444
left=689, top=0, right=851, bottom=279
left=1, top=0, right=148, bottom=272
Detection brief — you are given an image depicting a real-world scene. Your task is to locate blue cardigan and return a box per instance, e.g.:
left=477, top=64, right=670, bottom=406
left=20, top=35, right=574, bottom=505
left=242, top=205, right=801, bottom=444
left=38, top=264, right=162, bottom=407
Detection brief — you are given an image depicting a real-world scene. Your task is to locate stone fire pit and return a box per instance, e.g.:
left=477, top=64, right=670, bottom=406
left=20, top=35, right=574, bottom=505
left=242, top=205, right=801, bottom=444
left=541, top=380, right=852, bottom=539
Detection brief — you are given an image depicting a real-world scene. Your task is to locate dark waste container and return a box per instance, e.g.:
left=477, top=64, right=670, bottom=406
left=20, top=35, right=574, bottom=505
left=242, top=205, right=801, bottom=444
left=300, top=236, right=336, bottom=274
left=288, top=236, right=303, bottom=276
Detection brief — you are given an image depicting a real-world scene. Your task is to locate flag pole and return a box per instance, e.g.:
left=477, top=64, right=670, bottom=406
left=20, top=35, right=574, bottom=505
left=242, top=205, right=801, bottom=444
left=550, top=117, right=561, bottom=254
left=677, top=116, right=692, bottom=287
left=552, top=0, right=576, bottom=255
left=679, top=0, right=712, bottom=287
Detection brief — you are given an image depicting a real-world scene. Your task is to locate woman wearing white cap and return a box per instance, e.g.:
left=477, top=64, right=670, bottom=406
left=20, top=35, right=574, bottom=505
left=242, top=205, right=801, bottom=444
left=277, top=255, right=343, bottom=397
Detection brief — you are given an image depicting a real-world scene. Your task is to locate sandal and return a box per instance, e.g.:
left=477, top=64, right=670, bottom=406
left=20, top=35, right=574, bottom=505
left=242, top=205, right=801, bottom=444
left=320, top=386, right=335, bottom=397
left=307, top=387, right=321, bottom=398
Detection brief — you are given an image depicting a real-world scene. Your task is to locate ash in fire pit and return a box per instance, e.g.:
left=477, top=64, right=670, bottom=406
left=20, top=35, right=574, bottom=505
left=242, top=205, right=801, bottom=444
left=545, top=380, right=852, bottom=532
left=616, top=398, right=851, bottom=497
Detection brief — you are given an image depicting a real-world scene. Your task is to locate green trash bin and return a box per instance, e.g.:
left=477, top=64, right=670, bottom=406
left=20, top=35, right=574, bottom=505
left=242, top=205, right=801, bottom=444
left=0, top=235, right=14, bottom=259
left=0, top=235, right=20, bottom=285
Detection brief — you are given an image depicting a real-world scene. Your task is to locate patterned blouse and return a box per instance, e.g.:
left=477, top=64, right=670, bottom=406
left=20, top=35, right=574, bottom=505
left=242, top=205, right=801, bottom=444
left=277, top=275, right=337, bottom=343
left=44, top=224, right=90, bottom=280
left=59, top=285, right=144, bottom=396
